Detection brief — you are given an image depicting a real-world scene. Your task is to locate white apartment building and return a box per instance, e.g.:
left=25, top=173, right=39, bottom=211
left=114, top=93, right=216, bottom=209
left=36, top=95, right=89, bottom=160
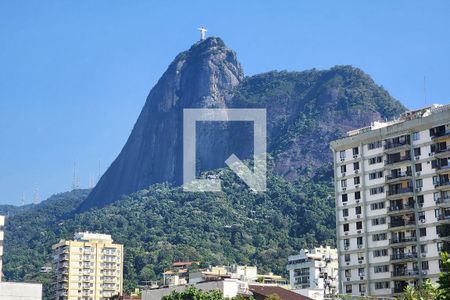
left=287, top=246, right=338, bottom=300
left=330, top=104, right=450, bottom=298
left=52, top=232, right=124, bottom=300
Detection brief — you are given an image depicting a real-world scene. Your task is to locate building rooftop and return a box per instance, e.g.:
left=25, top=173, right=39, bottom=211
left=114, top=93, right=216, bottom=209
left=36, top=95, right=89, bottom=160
left=249, top=285, right=312, bottom=300
left=73, top=231, right=113, bottom=243
left=346, top=104, right=449, bottom=137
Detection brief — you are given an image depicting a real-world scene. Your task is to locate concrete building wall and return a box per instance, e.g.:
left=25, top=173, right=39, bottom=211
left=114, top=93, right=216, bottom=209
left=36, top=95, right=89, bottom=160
left=0, top=282, right=42, bottom=300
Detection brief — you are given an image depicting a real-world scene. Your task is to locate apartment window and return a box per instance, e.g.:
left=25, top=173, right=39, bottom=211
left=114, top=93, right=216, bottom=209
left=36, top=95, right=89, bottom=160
left=356, top=221, right=363, bottom=230
left=414, top=147, right=421, bottom=157
left=353, top=147, right=359, bottom=156
left=354, top=176, right=360, bottom=185
left=344, top=239, right=350, bottom=247
left=420, top=227, right=427, bottom=237
left=415, top=163, right=422, bottom=172
left=369, top=156, right=383, bottom=165
left=373, top=249, right=388, bottom=257
left=353, top=162, right=360, bottom=171
left=368, top=140, right=382, bottom=150
left=422, top=261, right=429, bottom=270
left=412, top=132, right=420, bottom=141
left=374, top=265, right=389, bottom=273
left=371, top=202, right=385, bottom=210
left=357, top=252, right=364, bottom=261
left=344, top=253, right=351, bottom=262
left=369, top=171, right=383, bottom=180
left=371, top=217, right=386, bottom=226
left=417, top=195, right=424, bottom=207
left=342, top=194, right=348, bottom=203
left=416, top=179, right=423, bottom=188
left=345, top=269, right=351, bottom=278
left=373, top=233, right=387, bottom=241
left=341, top=179, right=347, bottom=188
left=340, top=150, right=346, bottom=160
left=341, top=165, right=347, bottom=174
left=438, top=242, right=443, bottom=252
left=358, top=268, right=365, bottom=277
left=355, top=191, right=361, bottom=200
left=345, top=285, right=352, bottom=293
left=370, top=186, right=384, bottom=195
left=359, top=283, right=366, bottom=293
left=375, top=282, right=390, bottom=290
left=343, top=208, right=349, bottom=217
left=343, top=223, right=349, bottom=232
left=357, top=237, right=363, bottom=246
left=420, top=244, right=427, bottom=254
left=355, top=206, right=362, bottom=215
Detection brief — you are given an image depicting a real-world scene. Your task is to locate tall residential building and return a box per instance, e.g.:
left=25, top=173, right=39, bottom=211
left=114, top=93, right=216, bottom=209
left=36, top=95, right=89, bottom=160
left=52, top=232, right=124, bottom=300
left=330, top=104, right=450, bottom=298
left=287, top=246, right=338, bottom=300
left=0, top=215, right=4, bottom=282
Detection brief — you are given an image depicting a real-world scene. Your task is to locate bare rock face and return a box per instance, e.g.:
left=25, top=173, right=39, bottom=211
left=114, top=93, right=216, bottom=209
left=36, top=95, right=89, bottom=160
left=79, top=37, right=244, bottom=210
left=80, top=38, right=405, bottom=211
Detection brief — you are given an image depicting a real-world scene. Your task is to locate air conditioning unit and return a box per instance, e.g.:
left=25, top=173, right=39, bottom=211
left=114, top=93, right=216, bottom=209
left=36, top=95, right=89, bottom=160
left=360, top=276, right=364, bottom=280
left=357, top=214, right=361, bottom=219
left=421, top=253, right=426, bottom=257
left=341, top=158, right=345, bottom=162
left=357, top=230, right=362, bottom=234
left=346, top=262, right=350, bottom=265
left=357, top=245, right=363, bottom=249
left=353, top=154, right=358, bottom=159
left=358, top=260, right=363, bottom=264
left=429, top=152, right=433, bottom=157
left=420, top=219, right=426, bottom=223
left=343, top=187, right=347, bottom=191
left=342, top=172, right=346, bottom=176
left=347, top=277, right=350, bottom=281
left=344, top=246, right=349, bottom=250
left=344, top=217, right=348, bottom=221
left=355, top=185, right=360, bottom=189
left=345, top=232, right=349, bottom=235
left=355, top=169, right=359, bottom=174
left=343, top=202, right=347, bottom=206
left=416, top=172, right=421, bottom=176
left=415, top=156, right=420, bottom=160
left=356, top=200, right=360, bottom=204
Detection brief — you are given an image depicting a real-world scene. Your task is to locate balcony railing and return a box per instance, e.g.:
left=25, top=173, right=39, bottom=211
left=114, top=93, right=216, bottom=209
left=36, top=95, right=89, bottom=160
left=437, top=165, right=450, bottom=171
left=384, top=140, right=411, bottom=150
left=386, top=172, right=412, bottom=181
left=385, top=156, right=412, bottom=166
left=388, top=203, right=415, bottom=212
left=388, top=187, right=414, bottom=196
left=391, top=252, right=418, bottom=260
left=435, top=146, right=450, bottom=155
left=436, top=181, right=450, bottom=188
left=431, top=130, right=450, bottom=139
left=392, top=269, right=420, bottom=277
left=389, top=220, right=416, bottom=228
left=438, top=214, right=450, bottom=221
left=435, top=197, right=450, bottom=205
left=389, top=237, right=417, bottom=244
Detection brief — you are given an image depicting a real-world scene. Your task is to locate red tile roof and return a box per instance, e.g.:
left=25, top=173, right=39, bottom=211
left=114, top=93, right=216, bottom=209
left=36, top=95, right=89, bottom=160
left=249, top=285, right=312, bottom=300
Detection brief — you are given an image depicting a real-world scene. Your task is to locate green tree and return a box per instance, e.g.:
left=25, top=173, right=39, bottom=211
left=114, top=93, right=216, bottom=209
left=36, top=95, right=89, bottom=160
left=438, top=252, right=450, bottom=299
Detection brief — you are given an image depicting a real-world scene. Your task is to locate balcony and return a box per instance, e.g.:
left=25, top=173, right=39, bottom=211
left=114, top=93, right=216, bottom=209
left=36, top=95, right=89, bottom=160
left=388, top=187, right=414, bottom=197
left=386, top=172, right=412, bottom=183
left=389, top=237, right=417, bottom=245
left=436, top=196, right=450, bottom=206
left=391, top=252, right=418, bottom=261
left=431, top=130, right=450, bottom=140
left=389, top=220, right=416, bottom=229
left=384, top=139, right=411, bottom=150
left=435, top=146, right=450, bottom=157
left=436, top=181, right=450, bottom=190
left=438, top=214, right=450, bottom=222
left=392, top=269, right=420, bottom=277
left=388, top=203, right=415, bottom=214
left=437, top=165, right=450, bottom=173
left=385, top=156, right=412, bottom=166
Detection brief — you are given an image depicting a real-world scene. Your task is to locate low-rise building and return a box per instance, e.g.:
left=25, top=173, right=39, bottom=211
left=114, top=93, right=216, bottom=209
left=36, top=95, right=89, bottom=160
left=287, top=246, right=338, bottom=300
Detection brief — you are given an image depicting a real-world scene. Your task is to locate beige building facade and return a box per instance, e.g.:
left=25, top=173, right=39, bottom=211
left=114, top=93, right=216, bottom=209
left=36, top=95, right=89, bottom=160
left=52, top=232, right=124, bottom=300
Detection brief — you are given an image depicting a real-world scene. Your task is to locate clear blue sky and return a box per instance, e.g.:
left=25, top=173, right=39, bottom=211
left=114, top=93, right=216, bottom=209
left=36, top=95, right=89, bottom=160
left=1, top=1, right=449, bottom=205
